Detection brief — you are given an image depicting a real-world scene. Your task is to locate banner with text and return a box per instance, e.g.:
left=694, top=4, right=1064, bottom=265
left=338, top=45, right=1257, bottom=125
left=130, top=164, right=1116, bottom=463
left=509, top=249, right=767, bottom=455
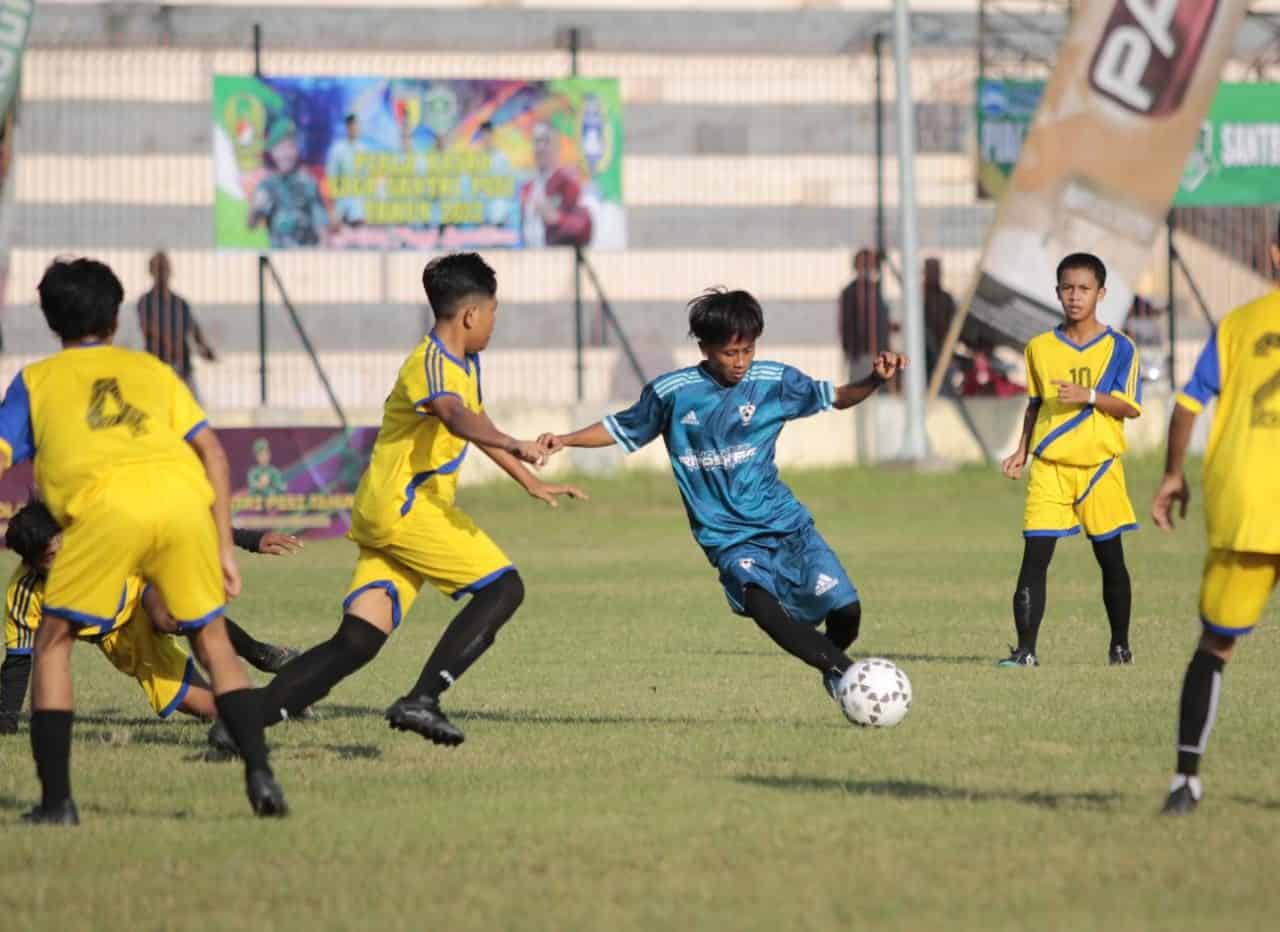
left=213, top=75, right=625, bottom=251
left=0, top=428, right=377, bottom=542
left=967, top=0, right=1253, bottom=348
left=978, top=80, right=1280, bottom=206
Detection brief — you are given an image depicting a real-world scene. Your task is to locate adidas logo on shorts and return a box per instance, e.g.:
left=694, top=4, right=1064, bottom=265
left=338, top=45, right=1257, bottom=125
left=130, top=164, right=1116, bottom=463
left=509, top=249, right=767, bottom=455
left=814, top=573, right=839, bottom=596
left=681, top=410, right=699, bottom=426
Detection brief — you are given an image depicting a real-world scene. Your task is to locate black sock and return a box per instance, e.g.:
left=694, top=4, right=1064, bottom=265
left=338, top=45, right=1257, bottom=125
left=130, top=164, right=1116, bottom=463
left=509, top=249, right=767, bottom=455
left=224, top=617, right=271, bottom=667
left=259, top=614, right=387, bottom=726
left=1092, top=536, right=1131, bottom=649
left=30, top=709, right=73, bottom=809
left=1, top=653, right=33, bottom=724
left=745, top=585, right=852, bottom=677
left=1012, top=537, right=1055, bottom=653
left=1177, top=649, right=1225, bottom=777
left=215, top=688, right=271, bottom=773
left=412, top=571, right=524, bottom=700
left=824, top=602, right=862, bottom=652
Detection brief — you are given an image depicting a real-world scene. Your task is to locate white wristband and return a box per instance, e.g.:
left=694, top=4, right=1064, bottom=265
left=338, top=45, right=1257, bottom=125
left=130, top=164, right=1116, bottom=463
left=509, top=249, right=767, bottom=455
left=1088, top=388, right=1097, bottom=406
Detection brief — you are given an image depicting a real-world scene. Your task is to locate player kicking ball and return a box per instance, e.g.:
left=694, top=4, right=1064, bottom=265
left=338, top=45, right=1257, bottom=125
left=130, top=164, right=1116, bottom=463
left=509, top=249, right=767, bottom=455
left=998, top=253, right=1142, bottom=668
left=1, top=500, right=302, bottom=732
left=246, top=252, right=582, bottom=748
left=1152, top=219, right=1280, bottom=815
left=540, top=288, right=904, bottom=702
left=0, top=257, right=285, bottom=823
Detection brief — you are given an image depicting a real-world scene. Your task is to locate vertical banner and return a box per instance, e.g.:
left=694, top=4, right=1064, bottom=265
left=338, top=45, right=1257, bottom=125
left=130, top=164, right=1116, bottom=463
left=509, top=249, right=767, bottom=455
left=213, top=75, right=625, bottom=251
left=966, top=0, right=1253, bottom=348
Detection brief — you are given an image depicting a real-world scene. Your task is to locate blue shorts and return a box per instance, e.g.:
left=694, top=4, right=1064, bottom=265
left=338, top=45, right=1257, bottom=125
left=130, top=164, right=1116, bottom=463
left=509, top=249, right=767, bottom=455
left=716, top=524, right=859, bottom=625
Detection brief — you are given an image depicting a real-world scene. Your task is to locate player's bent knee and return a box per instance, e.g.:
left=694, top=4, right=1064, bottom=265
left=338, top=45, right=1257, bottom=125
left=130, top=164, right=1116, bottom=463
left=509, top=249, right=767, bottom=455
left=345, top=588, right=398, bottom=635
left=1199, top=630, right=1237, bottom=661
left=335, top=613, right=389, bottom=664
left=178, top=686, right=219, bottom=721
left=487, top=570, right=525, bottom=616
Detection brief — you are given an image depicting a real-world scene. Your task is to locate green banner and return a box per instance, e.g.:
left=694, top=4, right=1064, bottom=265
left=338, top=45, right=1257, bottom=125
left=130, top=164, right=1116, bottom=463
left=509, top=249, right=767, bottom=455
left=977, top=79, right=1280, bottom=207
left=1176, top=83, right=1280, bottom=206
left=0, top=0, right=32, bottom=120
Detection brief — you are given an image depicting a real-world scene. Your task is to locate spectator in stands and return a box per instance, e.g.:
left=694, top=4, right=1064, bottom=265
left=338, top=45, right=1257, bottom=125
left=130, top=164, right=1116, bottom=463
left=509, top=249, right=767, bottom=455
left=520, top=122, right=592, bottom=248
left=838, top=248, right=890, bottom=380
left=923, top=256, right=958, bottom=381
left=137, top=252, right=216, bottom=400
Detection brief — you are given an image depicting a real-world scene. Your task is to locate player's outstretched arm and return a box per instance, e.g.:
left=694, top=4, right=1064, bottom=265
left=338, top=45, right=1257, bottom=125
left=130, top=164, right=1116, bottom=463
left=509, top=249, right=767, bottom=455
left=189, top=428, right=241, bottom=599
left=540, top=422, right=617, bottom=453
left=1152, top=403, right=1197, bottom=531
left=428, top=394, right=545, bottom=466
left=474, top=412, right=589, bottom=508
left=832, top=351, right=907, bottom=410
left=231, top=528, right=303, bottom=555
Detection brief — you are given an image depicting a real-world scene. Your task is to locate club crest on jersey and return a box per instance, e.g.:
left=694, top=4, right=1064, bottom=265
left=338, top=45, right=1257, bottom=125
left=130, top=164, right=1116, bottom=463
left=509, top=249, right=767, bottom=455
left=738, top=403, right=756, bottom=426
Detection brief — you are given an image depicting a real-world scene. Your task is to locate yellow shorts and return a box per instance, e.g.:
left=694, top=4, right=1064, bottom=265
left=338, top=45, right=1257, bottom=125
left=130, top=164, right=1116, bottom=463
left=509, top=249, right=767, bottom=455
left=1199, top=549, right=1280, bottom=637
left=44, top=472, right=224, bottom=637
left=93, top=604, right=197, bottom=718
left=345, top=502, right=513, bottom=627
left=1024, top=457, right=1137, bottom=542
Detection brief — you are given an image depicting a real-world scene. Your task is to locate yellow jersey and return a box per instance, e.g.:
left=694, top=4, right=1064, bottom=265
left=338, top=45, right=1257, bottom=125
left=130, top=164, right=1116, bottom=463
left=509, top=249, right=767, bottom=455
left=350, top=332, right=483, bottom=544
left=1024, top=325, right=1142, bottom=467
left=0, top=344, right=212, bottom=525
left=1176, top=289, right=1280, bottom=554
left=5, top=563, right=145, bottom=641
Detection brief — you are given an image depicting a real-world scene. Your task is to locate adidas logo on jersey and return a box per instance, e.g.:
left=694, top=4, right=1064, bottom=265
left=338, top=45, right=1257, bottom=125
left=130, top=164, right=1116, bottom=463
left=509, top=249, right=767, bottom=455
left=814, top=573, right=839, bottom=596
left=681, top=410, right=700, bottom=426
left=738, top=403, right=756, bottom=425
left=739, top=558, right=755, bottom=572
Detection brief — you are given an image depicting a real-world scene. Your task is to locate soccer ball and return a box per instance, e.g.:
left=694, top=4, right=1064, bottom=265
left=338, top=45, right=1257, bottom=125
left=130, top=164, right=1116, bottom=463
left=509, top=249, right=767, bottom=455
left=837, top=658, right=912, bottom=727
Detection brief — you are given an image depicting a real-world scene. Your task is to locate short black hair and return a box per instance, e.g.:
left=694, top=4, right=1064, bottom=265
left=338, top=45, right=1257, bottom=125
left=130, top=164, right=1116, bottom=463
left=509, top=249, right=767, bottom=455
left=1056, top=252, right=1107, bottom=287
left=37, top=257, right=124, bottom=342
left=5, top=499, right=60, bottom=569
left=344, top=113, right=357, bottom=125
left=422, top=253, right=497, bottom=320
left=687, top=288, right=765, bottom=346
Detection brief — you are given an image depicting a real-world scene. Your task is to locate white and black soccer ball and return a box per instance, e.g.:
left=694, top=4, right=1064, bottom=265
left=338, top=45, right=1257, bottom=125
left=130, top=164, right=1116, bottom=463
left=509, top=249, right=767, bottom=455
left=837, top=658, right=912, bottom=727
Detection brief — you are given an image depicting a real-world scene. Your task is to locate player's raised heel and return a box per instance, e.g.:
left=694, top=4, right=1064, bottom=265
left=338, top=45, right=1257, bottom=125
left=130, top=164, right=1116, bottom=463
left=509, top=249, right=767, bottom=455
left=247, top=770, right=289, bottom=817
left=251, top=644, right=302, bottom=674
left=22, top=798, right=80, bottom=826
left=385, top=695, right=465, bottom=747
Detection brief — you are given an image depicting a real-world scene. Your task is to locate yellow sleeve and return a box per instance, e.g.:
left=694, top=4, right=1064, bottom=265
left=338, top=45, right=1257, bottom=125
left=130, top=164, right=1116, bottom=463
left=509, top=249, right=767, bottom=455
left=1107, top=337, right=1143, bottom=415
left=1024, top=342, right=1043, bottom=401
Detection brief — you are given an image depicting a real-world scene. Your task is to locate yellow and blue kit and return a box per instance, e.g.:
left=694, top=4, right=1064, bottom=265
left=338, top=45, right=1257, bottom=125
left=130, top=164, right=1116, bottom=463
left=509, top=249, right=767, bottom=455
left=4, top=565, right=196, bottom=717
left=346, top=333, right=513, bottom=625
left=0, top=344, right=225, bottom=633
left=1177, top=289, right=1280, bottom=636
left=1022, top=325, right=1142, bottom=541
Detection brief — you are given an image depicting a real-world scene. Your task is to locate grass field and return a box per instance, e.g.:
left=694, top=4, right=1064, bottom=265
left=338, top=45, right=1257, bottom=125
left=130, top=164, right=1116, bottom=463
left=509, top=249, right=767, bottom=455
left=1, top=455, right=1278, bottom=931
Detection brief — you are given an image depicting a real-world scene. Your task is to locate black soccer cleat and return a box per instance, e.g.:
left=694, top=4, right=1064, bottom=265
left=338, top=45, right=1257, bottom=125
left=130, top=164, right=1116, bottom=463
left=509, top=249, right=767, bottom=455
left=247, top=644, right=301, bottom=675
left=996, top=646, right=1039, bottom=668
left=1109, top=645, right=1134, bottom=666
left=207, top=719, right=240, bottom=758
left=246, top=770, right=289, bottom=818
left=22, top=798, right=80, bottom=826
left=385, top=695, right=465, bottom=747
left=1161, top=783, right=1200, bottom=816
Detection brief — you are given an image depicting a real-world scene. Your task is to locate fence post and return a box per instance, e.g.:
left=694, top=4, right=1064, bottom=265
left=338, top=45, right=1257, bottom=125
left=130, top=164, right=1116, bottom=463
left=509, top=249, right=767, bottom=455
left=1166, top=212, right=1177, bottom=392
left=568, top=26, right=585, bottom=403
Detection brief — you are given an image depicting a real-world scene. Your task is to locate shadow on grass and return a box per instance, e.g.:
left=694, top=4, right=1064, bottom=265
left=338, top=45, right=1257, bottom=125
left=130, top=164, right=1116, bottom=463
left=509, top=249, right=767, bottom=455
left=736, top=775, right=1121, bottom=810
left=1227, top=795, right=1280, bottom=812
left=0, top=792, right=195, bottom=821
left=324, top=744, right=382, bottom=761
left=75, top=727, right=197, bottom=749
left=872, top=652, right=992, bottom=666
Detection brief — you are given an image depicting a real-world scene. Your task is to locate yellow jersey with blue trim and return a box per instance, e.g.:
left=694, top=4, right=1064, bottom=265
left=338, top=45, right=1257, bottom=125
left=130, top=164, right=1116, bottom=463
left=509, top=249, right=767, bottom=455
left=1024, top=325, right=1142, bottom=467
left=0, top=345, right=212, bottom=525
left=1176, top=289, right=1280, bottom=554
left=350, top=332, right=483, bottom=544
left=5, top=563, right=146, bottom=643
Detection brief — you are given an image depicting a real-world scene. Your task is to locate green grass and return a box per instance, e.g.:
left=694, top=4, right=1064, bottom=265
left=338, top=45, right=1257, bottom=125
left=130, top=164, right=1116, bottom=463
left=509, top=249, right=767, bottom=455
left=2, top=456, right=1277, bottom=931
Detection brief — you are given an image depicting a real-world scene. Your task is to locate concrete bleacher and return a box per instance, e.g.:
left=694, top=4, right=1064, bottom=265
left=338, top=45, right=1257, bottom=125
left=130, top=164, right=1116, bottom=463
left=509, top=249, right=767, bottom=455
left=5, top=2, right=1272, bottom=462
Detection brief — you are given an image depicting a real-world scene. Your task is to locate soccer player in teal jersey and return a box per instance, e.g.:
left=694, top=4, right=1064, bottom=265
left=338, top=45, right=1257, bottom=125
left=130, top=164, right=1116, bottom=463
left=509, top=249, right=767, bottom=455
left=542, top=289, right=906, bottom=700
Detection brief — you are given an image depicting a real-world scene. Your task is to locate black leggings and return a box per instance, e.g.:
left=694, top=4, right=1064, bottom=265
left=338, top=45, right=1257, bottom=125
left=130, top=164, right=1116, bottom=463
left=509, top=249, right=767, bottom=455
left=1012, top=534, right=1130, bottom=652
